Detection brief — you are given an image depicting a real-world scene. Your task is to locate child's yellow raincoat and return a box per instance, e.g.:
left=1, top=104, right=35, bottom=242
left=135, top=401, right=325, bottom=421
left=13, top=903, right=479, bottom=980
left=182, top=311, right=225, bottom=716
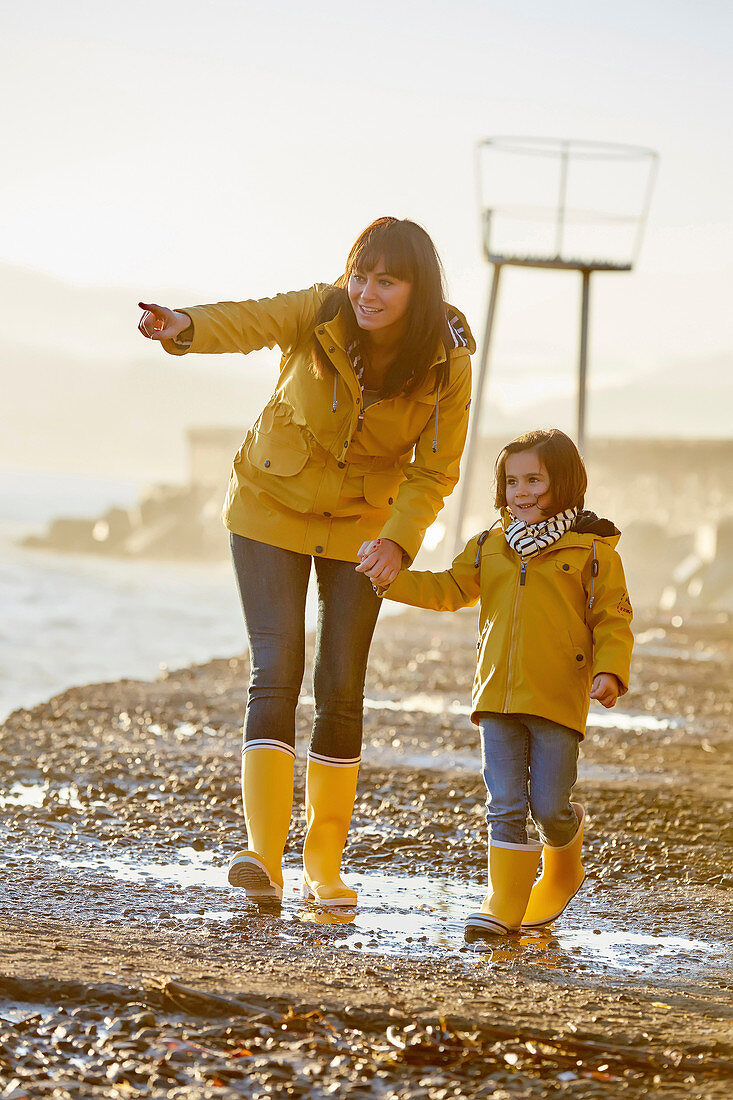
left=382, top=523, right=633, bottom=737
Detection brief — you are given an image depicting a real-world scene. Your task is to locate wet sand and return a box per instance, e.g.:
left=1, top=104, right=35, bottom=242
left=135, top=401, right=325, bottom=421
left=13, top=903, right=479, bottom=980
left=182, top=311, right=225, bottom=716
left=0, top=609, right=731, bottom=1098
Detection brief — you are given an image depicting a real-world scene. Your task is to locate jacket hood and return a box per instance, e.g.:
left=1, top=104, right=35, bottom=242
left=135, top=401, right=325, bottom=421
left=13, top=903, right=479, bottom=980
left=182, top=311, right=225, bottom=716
left=573, top=510, right=621, bottom=537
left=445, top=304, right=476, bottom=355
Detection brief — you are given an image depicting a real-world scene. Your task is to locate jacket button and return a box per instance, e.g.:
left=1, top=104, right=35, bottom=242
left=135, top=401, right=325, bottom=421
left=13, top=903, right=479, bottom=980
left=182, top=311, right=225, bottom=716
left=315, top=545, right=323, bottom=554
left=562, top=563, right=570, bottom=571
left=338, top=461, right=346, bottom=469
left=576, top=654, right=583, bottom=662
left=328, top=346, right=335, bottom=352
left=264, top=459, right=271, bottom=468
left=343, top=441, right=349, bottom=448
left=388, top=497, right=394, bottom=504
left=323, top=511, right=332, bottom=517
left=318, top=328, right=325, bottom=334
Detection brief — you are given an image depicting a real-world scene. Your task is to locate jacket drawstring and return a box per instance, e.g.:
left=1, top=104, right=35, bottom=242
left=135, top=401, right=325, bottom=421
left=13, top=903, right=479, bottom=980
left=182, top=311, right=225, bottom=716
left=588, top=539, right=598, bottom=609
left=332, top=373, right=338, bottom=413
left=474, top=530, right=490, bottom=568
left=473, top=520, right=501, bottom=568
left=432, top=391, right=440, bottom=453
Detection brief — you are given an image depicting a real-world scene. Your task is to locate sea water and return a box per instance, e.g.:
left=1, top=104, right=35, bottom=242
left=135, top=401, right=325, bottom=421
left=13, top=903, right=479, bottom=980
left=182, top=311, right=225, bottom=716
left=0, top=471, right=317, bottom=720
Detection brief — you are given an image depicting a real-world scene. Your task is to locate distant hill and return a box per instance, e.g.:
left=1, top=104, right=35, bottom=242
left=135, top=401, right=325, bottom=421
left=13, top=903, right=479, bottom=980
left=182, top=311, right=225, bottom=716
left=1, top=262, right=730, bottom=480
left=485, top=352, right=733, bottom=440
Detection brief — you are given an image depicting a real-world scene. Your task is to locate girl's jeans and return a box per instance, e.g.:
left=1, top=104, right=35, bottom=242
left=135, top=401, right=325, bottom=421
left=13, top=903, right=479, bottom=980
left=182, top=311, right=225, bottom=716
left=479, top=713, right=581, bottom=846
left=230, top=533, right=382, bottom=761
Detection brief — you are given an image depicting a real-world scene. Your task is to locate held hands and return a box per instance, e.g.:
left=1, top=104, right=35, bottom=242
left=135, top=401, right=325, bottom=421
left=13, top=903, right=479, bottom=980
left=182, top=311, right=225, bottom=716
left=138, top=302, right=191, bottom=341
left=355, top=538, right=403, bottom=587
left=589, top=673, right=621, bottom=708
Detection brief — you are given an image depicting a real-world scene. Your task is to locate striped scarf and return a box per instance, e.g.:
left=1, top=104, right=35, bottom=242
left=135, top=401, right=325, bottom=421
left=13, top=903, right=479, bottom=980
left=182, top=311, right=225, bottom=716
left=504, top=507, right=577, bottom=560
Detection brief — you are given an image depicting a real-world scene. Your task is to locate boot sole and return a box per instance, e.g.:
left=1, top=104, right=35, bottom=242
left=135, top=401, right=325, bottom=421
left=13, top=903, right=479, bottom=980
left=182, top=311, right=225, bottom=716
left=300, top=879, right=357, bottom=908
left=228, top=855, right=283, bottom=902
left=521, top=872, right=587, bottom=929
left=464, top=912, right=513, bottom=938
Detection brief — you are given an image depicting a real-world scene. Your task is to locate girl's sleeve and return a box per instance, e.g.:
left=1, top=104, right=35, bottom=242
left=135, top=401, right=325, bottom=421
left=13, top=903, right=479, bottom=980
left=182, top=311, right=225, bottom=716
left=380, top=534, right=482, bottom=611
left=586, top=543, right=634, bottom=693
left=377, top=355, right=472, bottom=564
left=161, top=285, right=325, bottom=358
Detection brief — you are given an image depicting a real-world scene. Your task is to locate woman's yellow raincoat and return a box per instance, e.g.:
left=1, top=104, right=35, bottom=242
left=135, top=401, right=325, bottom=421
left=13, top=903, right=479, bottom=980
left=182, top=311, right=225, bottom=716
left=163, top=285, right=474, bottom=563
left=381, top=524, right=634, bottom=737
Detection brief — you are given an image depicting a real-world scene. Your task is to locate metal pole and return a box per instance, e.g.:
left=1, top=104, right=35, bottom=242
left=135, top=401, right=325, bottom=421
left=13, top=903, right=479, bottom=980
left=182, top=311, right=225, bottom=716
left=452, top=262, right=502, bottom=555
left=577, top=269, right=591, bottom=455
left=555, top=142, right=569, bottom=258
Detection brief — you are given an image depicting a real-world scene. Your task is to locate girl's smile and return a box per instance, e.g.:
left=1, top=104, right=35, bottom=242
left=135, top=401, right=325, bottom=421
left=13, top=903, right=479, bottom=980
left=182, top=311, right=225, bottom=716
left=505, top=450, right=552, bottom=524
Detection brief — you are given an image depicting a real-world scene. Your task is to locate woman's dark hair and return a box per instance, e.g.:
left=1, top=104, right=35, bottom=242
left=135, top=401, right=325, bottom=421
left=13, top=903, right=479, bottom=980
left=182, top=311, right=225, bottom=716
left=494, top=429, right=587, bottom=514
left=312, top=217, right=451, bottom=397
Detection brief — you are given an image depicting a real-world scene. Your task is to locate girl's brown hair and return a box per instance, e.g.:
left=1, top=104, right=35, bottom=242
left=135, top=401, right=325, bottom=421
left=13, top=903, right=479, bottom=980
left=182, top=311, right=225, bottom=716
left=494, top=429, right=587, bottom=515
left=312, top=217, right=451, bottom=397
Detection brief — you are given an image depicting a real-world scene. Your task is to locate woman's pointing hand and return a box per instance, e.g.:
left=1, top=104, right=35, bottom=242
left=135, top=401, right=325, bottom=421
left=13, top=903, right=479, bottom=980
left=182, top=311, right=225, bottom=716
left=138, top=302, right=191, bottom=341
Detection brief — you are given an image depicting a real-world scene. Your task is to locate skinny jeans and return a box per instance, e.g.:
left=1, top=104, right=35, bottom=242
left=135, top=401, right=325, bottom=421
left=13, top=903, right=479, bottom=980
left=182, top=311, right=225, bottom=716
left=230, top=533, right=382, bottom=761
left=479, top=712, right=581, bottom=846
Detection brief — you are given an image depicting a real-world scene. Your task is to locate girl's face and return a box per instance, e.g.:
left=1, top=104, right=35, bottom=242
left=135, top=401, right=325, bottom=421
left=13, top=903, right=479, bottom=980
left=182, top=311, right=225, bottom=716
left=347, top=258, right=412, bottom=339
left=504, top=449, right=552, bottom=523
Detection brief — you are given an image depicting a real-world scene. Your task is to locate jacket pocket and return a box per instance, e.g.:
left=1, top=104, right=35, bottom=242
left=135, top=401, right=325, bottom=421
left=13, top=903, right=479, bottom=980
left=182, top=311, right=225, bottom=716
left=363, top=469, right=404, bottom=508
left=247, top=430, right=310, bottom=476
left=567, top=630, right=590, bottom=670
left=555, top=558, right=581, bottom=576
left=245, top=400, right=311, bottom=477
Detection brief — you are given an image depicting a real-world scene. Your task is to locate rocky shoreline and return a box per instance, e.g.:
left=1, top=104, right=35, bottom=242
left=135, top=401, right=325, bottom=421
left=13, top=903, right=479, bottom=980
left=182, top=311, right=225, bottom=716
left=1, top=608, right=731, bottom=1098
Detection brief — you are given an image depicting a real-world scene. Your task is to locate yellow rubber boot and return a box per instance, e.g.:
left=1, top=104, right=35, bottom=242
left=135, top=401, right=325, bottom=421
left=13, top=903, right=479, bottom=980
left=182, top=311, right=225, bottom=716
left=522, top=803, right=586, bottom=928
left=464, top=840, right=543, bottom=938
left=227, top=743, right=295, bottom=902
left=302, top=756, right=359, bottom=907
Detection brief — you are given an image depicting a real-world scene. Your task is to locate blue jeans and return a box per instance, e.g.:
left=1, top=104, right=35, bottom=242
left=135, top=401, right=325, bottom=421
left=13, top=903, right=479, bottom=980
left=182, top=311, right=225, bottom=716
left=479, top=713, right=581, bottom=846
left=230, top=534, right=382, bottom=761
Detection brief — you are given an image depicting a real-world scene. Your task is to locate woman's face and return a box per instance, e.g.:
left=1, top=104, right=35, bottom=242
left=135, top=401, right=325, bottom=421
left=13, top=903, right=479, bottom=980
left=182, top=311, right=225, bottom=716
left=504, top=449, right=552, bottom=524
left=347, top=258, right=412, bottom=339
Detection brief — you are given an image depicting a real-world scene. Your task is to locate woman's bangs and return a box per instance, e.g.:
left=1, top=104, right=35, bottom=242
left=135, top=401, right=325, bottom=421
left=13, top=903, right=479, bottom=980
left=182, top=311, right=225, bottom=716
left=348, top=225, right=415, bottom=283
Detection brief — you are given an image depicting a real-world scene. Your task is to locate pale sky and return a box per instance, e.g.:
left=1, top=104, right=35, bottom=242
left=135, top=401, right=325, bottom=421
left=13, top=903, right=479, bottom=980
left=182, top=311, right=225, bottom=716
left=1, top=0, right=732, bottom=427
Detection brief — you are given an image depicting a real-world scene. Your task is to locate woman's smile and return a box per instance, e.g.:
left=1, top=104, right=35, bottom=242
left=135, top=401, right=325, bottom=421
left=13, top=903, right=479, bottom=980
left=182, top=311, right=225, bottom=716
left=348, top=261, right=412, bottom=338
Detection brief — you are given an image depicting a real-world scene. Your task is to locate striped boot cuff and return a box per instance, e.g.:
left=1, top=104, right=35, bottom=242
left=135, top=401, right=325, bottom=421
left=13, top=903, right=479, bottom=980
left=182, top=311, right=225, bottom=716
left=242, top=738, right=296, bottom=760
left=307, top=750, right=361, bottom=769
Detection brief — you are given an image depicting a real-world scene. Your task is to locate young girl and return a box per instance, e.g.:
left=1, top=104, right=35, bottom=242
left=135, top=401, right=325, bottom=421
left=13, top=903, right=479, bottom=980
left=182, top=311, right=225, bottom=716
left=138, top=217, right=474, bottom=908
left=358, top=429, right=633, bottom=937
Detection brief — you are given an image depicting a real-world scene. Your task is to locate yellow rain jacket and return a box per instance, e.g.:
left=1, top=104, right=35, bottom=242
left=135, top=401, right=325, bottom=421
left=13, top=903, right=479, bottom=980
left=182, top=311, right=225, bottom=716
left=382, top=523, right=633, bottom=737
left=163, top=286, right=474, bottom=563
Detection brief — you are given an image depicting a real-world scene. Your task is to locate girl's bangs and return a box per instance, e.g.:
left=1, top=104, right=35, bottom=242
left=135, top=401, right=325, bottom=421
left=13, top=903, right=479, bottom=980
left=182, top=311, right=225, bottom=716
left=348, top=225, right=416, bottom=283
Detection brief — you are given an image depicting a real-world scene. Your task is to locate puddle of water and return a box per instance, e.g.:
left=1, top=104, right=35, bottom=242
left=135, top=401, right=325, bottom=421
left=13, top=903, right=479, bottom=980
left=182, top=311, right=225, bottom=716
left=0, top=782, right=83, bottom=810
left=304, top=693, right=683, bottom=735
left=586, top=710, right=683, bottom=732
left=302, top=692, right=469, bottom=717
left=41, top=848, right=725, bottom=980
left=636, top=643, right=723, bottom=664
left=0, top=1001, right=55, bottom=1025
left=45, top=846, right=222, bottom=889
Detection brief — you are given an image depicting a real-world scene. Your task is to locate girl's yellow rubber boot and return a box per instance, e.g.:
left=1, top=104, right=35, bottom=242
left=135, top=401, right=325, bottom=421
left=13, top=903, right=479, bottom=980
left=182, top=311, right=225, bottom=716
left=227, top=742, right=295, bottom=902
left=301, top=755, right=359, bottom=907
left=464, top=840, right=543, bottom=938
left=522, top=803, right=586, bottom=928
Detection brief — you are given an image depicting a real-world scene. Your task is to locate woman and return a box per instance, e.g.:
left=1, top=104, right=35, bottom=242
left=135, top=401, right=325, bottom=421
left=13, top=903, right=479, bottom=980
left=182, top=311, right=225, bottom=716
left=138, top=216, right=474, bottom=907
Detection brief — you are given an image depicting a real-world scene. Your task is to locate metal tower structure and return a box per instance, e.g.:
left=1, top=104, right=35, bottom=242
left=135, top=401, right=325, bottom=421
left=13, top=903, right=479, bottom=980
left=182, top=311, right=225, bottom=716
left=453, top=136, right=658, bottom=553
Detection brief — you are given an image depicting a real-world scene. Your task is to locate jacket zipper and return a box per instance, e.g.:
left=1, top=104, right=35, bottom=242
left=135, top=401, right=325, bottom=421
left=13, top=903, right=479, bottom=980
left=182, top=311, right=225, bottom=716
left=503, top=559, right=527, bottom=710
